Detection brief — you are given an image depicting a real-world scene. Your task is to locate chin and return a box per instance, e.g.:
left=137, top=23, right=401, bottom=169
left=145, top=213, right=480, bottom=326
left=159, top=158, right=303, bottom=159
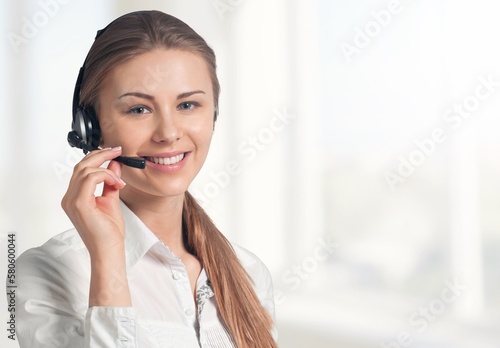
left=154, top=183, right=190, bottom=198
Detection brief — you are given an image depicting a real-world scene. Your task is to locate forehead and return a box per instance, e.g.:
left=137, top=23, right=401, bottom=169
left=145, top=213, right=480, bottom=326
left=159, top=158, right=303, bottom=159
left=103, top=49, right=213, bottom=96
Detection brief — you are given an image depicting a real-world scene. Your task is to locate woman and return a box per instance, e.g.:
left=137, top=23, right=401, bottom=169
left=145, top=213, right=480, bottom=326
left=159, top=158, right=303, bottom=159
left=16, top=10, right=278, bottom=347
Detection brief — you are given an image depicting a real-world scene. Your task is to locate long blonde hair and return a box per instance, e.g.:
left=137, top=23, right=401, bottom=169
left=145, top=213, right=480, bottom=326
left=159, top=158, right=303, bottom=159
left=79, top=10, right=276, bottom=347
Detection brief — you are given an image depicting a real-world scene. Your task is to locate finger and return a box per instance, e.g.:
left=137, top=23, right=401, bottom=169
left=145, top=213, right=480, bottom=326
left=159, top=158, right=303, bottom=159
left=107, top=159, right=123, bottom=179
left=67, top=166, right=117, bottom=198
left=69, top=147, right=123, bottom=188
left=102, top=161, right=125, bottom=199
left=74, top=146, right=123, bottom=172
left=74, top=169, right=125, bottom=204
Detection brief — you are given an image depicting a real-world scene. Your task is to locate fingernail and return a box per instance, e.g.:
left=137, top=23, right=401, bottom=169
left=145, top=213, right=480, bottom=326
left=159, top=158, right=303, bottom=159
left=119, top=178, right=126, bottom=186
left=112, top=146, right=122, bottom=151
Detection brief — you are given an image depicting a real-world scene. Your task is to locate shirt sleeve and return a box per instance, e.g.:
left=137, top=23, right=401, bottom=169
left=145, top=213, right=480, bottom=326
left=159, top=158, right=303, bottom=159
left=85, top=307, right=138, bottom=347
left=14, top=245, right=139, bottom=348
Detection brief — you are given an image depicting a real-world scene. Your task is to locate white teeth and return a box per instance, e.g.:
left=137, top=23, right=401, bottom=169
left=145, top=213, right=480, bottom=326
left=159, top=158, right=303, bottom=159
left=148, top=153, right=185, bottom=165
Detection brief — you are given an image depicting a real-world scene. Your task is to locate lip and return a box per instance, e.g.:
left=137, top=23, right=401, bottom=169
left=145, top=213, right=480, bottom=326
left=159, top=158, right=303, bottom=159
left=142, top=151, right=190, bottom=173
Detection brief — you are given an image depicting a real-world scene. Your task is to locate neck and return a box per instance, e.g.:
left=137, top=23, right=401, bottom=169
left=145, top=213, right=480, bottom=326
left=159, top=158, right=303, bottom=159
left=120, top=189, right=187, bottom=256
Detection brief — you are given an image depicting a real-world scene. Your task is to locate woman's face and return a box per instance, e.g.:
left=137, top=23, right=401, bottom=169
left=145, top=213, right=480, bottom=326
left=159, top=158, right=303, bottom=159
left=97, top=49, right=215, bottom=200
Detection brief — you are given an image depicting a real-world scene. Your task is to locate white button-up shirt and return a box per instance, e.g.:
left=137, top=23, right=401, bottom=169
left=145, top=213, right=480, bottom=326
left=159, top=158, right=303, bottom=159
left=15, top=201, right=277, bottom=347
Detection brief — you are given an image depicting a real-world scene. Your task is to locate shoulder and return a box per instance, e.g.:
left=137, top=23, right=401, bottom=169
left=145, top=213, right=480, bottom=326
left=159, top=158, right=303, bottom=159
left=232, top=244, right=270, bottom=275
left=231, top=243, right=273, bottom=293
left=16, top=228, right=89, bottom=282
left=18, top=228, right=86, bottom=261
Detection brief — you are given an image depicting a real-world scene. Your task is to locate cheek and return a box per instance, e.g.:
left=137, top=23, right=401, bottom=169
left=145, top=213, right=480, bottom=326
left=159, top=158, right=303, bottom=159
left=192, top=121, right=214, bottom=151
left=98, top=118, right=117, bottom=145
left=97, top=112, right=123, bottom=146
left=100, top=118, right=144, bottom=148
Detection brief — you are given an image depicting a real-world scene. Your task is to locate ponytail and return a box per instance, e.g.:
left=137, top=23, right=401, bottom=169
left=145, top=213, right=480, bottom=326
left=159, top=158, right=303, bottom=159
left=183, top=192, right=277, bottom=347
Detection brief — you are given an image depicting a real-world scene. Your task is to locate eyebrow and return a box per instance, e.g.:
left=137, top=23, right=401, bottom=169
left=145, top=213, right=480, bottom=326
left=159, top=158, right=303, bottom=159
left=118, top=92, right=154, bottom=100
left=118, top=90, right=206, bottom=101
left=177, top=90, right=205, bottom=99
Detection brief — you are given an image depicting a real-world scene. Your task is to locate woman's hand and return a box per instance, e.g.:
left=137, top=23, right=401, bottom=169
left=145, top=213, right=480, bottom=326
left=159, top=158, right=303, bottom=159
left=61, top=146, right=127, bottom=257
left=61, top=146, right=132, bottom=307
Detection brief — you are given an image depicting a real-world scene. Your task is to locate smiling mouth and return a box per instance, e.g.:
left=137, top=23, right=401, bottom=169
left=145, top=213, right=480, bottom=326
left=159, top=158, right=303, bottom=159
left=145, top=153, right=186, bottom=165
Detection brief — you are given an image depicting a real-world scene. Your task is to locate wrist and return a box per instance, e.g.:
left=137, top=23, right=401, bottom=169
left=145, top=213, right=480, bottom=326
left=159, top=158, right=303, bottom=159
left=89, top=250, right=131, bottom=307
left=88, top=241, right=126, bottom=263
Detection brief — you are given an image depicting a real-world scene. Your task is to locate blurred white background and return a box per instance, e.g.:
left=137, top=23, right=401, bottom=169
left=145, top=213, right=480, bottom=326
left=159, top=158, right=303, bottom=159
left=2, top=0, right=500, bottom=347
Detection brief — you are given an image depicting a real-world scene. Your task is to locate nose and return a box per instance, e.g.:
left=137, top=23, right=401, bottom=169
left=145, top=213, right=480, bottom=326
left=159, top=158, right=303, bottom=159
left=152, top=110, right=182, bottom=144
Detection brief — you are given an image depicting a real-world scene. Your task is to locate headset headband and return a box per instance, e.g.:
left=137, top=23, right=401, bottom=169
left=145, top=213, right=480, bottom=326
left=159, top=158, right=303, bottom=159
left=71, top=19, right=119, bottom=117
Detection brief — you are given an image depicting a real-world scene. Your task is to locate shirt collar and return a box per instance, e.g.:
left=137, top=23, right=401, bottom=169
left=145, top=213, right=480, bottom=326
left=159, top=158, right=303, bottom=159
left=119, top=200, right=210, bottom=291
left=120, top=199, right=166, bottom=269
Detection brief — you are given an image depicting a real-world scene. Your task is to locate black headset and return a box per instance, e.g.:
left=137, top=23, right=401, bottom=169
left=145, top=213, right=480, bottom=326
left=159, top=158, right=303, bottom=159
left=67, top=21, right=146, bottom=169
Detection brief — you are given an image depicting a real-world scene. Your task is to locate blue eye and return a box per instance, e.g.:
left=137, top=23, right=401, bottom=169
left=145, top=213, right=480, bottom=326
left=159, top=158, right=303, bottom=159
left=127, top=106, right=150, bottom=115
left=177, top=102, right=199, bottom=111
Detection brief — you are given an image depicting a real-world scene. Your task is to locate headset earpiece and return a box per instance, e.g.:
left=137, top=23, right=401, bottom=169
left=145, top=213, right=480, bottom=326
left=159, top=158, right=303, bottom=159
left=70, top=105, right=100, bottom=154
left=68, top=63, right=101, bottom=154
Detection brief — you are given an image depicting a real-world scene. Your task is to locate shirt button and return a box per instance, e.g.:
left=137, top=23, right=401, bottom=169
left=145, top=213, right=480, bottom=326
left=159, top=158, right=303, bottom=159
left=184, top=308, right=195, bottom=317
left=172, top=271, right=182, bottom=280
